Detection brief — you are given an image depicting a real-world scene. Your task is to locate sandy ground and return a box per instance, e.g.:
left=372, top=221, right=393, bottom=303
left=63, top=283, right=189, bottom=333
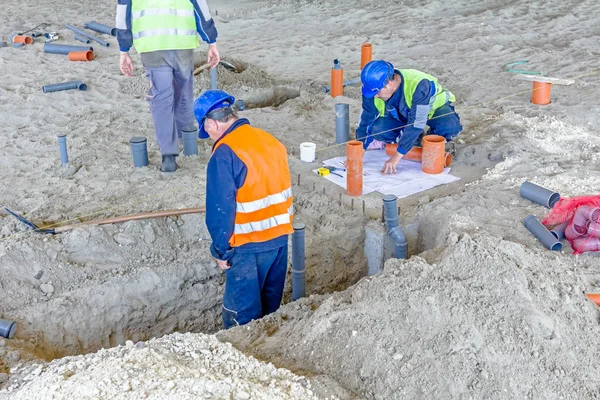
left=1, top=0, right=600, bottom=398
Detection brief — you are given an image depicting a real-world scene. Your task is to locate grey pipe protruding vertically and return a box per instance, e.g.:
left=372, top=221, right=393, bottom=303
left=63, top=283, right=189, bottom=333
left=0, top=319, right=16, bottom=339
left=550, top=221, right=569, bottom=240
left=291, top=221, right=306, bottom=301
left=74, top=34, right=91, bottom=44
left=335, top=103, right=350, bottom=144
left=44, top=43, right=94, bottom=54
left=520, top=181, right=560, bottom=209
left=524, top=215, right=563, bottom=251
left=84, top=21, right=117, bottom=36
left=57, top=134, right=68, bottom=166
left=383, top=195, right=408, bottom=260
left=66, top=24, right=110, bottom=47
left=129, top=137, right=149, bottom=167
left=211, top=67, right=217, bottom=90
left=333, top=58, right=341, bottom=70
left=42, top=81, right=87, bottom=93
left=182, top=129, right=199, bottom=156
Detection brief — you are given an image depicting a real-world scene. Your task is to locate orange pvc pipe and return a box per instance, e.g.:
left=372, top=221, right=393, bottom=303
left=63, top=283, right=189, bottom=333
left=13, top=35, right=33, bottom=45
left=586, top=294, right=600, bottom=306
left=421, top=135, right=446, bottom=174
left=361, top=43, right=372, bottom=70
left=531, top=81, right=552, bottom=105
left=346, top=140, right=363, bottom=196
left=387, top=144, right=452, bottom=167
left=331, top=67, right=343, bottom=98
left=385, top=143, right=398, bottom=157
left=68, top=50, right=94, bottom=61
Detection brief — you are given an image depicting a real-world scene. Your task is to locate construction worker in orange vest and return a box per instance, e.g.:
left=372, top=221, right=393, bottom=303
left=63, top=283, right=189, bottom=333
left=194, top=90, right=294, bottom=328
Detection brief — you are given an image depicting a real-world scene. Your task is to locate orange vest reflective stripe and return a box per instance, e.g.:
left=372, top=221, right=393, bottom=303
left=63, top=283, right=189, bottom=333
left=212, top=124, right=294, bottom=247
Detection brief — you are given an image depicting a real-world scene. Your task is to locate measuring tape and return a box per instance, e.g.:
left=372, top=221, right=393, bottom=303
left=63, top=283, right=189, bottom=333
left=317, top=167, right=330, bottom=177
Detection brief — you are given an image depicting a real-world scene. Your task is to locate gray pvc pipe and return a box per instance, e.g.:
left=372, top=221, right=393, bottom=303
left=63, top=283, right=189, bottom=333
left=44, top=43, right=93, bottom=55
left=333, top=58, right=341, bottom=70
left=550, top=221, right=568, bottom=240
left=130, top=137, right=149, bottom=167
left=524, top=215, right=562, bottom=251
left=74, top=34, right=90, bottom=44
left=211, top=67, right=217, bottom=90
left=322, top=77, right=361, bottom=93
left=0, top=319, right=16, bottom=339
left=383, top=195, right=408, bottom=259
left=57, top=134, right=68, bottom=166
left=236, top=100, right=246, bottom=111
left=42, top=81, right=87, bottom=93
left=66, top=24, right=110, bottom=47
left=84, top=20, right=117, bottom=36
left=291, top=222, right=306, bottom=301
left=335, top=103, right=350, bottom=144
left=520, top=181, right=560, bottom=209
left=0, top=42, right=7, bottom=48
left=182, top=129, right=199, bottom=156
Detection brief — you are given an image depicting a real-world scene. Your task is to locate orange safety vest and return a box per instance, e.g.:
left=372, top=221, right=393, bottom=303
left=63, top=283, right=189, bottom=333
left=212, top=123, right=294, bottom=247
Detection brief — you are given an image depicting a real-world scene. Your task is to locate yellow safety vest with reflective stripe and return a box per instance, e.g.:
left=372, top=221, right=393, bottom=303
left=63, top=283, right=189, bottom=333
left=374, top=69, right=455, bottom=119
left=212, top=124, right=294, bottom=247
left=131, top=0, right=199, bottom=53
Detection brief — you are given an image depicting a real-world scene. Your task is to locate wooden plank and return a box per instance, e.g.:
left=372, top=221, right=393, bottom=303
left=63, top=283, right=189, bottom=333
left=513, top=74, right=575, bottom=85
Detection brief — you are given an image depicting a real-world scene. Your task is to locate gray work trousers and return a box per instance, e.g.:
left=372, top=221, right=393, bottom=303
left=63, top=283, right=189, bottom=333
left=142, top=50, right=197, bottom=156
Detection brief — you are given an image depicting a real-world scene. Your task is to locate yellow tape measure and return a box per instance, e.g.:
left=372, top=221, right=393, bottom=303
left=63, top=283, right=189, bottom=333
left=317, top=167, right=330, bottom=177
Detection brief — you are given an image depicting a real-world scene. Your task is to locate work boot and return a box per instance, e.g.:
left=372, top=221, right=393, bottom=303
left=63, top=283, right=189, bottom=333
left=161, top=155, right=178, bottom=173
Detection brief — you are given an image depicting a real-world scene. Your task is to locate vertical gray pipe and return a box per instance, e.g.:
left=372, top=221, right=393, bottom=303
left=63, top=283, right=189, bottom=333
left=182, top=129, right=199, bottom=156
left=84, top=21, right=117, bottom=36
left=550, top=221, right=568, bottom=240
left=211, top=67, right=217, bottom=90
left=74, top=34, right=90, bottom=44
left=291, top=222, right=306, bottom=301
left=65, top=24, right=110, bottom=47
left=383, top=195, right=408, bottom=260
left=520, top=181, right=560, bottom=208
left=57, top=134, right=68, bottom=166
left=524, top=215, right=563, bottom=251
left=0, top=319, right=16, bottom=339
left=335, top=103, right=350, bottom=144
left=129, top=137, right=149, bottom=167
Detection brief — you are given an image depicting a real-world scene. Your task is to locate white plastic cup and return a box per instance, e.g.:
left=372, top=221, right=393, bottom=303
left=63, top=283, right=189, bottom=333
left=300, top=142, right=316, bottom=162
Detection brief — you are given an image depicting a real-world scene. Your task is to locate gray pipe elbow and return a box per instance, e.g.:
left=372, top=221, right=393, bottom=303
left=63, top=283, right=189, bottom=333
left=383, top=194, right=408, bottom=260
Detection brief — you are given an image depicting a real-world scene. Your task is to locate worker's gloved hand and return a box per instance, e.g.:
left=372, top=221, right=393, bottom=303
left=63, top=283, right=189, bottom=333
left=120, top=52, right=134, bottom=77
left=216, top=259, right=230, bottom=271
left=381, top=152, right=403, bottom=175
left=207, top=43, right=220, bottom=68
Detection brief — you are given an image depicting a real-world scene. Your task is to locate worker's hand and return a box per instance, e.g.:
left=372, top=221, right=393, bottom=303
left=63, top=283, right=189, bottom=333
left=381, top=152, right=403, bottom=175
left=207, top=43, right=220, bottom=69
left=216, top=259, right=230, bottom=271
left=120, top=52, right=134, bottom=77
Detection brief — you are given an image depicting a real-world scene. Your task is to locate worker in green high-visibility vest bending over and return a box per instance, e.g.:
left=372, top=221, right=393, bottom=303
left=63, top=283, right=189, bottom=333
left=116, top=0, right=220, bottom=172
left=357, top=60, right=463, bottom=175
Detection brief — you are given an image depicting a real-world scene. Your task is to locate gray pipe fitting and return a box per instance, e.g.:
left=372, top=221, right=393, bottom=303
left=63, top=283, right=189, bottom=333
left=335, top=103, right=349, bottom=144
left=0, top=319, right=16, bottom=339
left=520, top=181, right=560, bottom=209
left=129, top=137, right=149, bottom=168
left=57, top=134, right=68, bottom=166
left=182, top=129, right=199, bottom=156
left=524, top=215, right=562, bottom=251
left=383, top=195, right=408, bottom=260
left=291, top=222, right=306, bottom=301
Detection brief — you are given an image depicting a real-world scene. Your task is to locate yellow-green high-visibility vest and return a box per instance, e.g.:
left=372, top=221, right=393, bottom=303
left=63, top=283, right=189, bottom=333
left=131, top=0, right=199, bottom=53
left=374, top=69, right=455, bottom=118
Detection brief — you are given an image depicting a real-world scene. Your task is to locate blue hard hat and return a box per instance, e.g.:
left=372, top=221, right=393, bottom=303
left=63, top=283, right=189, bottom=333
left=361, top=60, right=394, bottom=98
left=194, top=90, right=236, bottom=139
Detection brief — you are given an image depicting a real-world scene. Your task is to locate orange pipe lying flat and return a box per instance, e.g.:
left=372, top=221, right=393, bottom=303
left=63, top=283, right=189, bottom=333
left=586, top=294, right=600, bottom=306
left=385, top=144, right=452, bottom=167
left=13, top=35, right=33, bottom=45
left=361, top=43, right=372, bottom=70
left=68, top=50, right=94, bottom=61
left=346, top=141, right=363, bottom=196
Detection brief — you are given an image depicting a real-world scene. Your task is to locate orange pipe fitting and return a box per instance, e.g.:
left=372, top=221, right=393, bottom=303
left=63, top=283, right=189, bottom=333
left=13, top=35, right=33, bottom=45
left=421, top=135, right=446, bottom=174
left=331, top=67, right=343, bottom=98
left=531, top=81, right=552, bottom=105
left=361, top=43, right=372, bottom=70
left=386, top=144, right=452, bottom=167
left=346, top=140, right=363, bottom=196
left=586, top=294, right=600, bottom=306
left=68, top=50, right=94, bottom=61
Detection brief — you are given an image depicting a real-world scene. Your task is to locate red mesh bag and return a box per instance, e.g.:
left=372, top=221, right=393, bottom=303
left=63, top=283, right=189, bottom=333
left=542, top=195, right=600, bottom=254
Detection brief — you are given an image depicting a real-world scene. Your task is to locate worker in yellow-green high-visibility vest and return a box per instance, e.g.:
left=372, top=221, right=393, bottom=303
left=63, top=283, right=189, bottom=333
left=357, top=60, right=463, bottom=175
left=116, top=0, right=220, bottom=172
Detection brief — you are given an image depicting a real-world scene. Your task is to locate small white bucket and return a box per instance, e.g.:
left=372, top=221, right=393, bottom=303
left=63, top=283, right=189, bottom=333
left=300, top=142, right=316, bottom=162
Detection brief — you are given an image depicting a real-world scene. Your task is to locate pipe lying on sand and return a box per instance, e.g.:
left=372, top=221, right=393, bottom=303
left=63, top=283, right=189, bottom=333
left=383, top=195, right=408, bottom=259
left=66, top=24, right=110, bottom=47
left=549, top=221, right=568, bottom=240
left=524, top=215, right=562, bottom=251
left=291, top=222, right=306, bottom=301
left=84, top=20, right=117, bottom=36
left=42, top=81, right=87, bottom=93
left=520, top=181, right=560, bottom=209
left=44, top=43, right=93, bottom=55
